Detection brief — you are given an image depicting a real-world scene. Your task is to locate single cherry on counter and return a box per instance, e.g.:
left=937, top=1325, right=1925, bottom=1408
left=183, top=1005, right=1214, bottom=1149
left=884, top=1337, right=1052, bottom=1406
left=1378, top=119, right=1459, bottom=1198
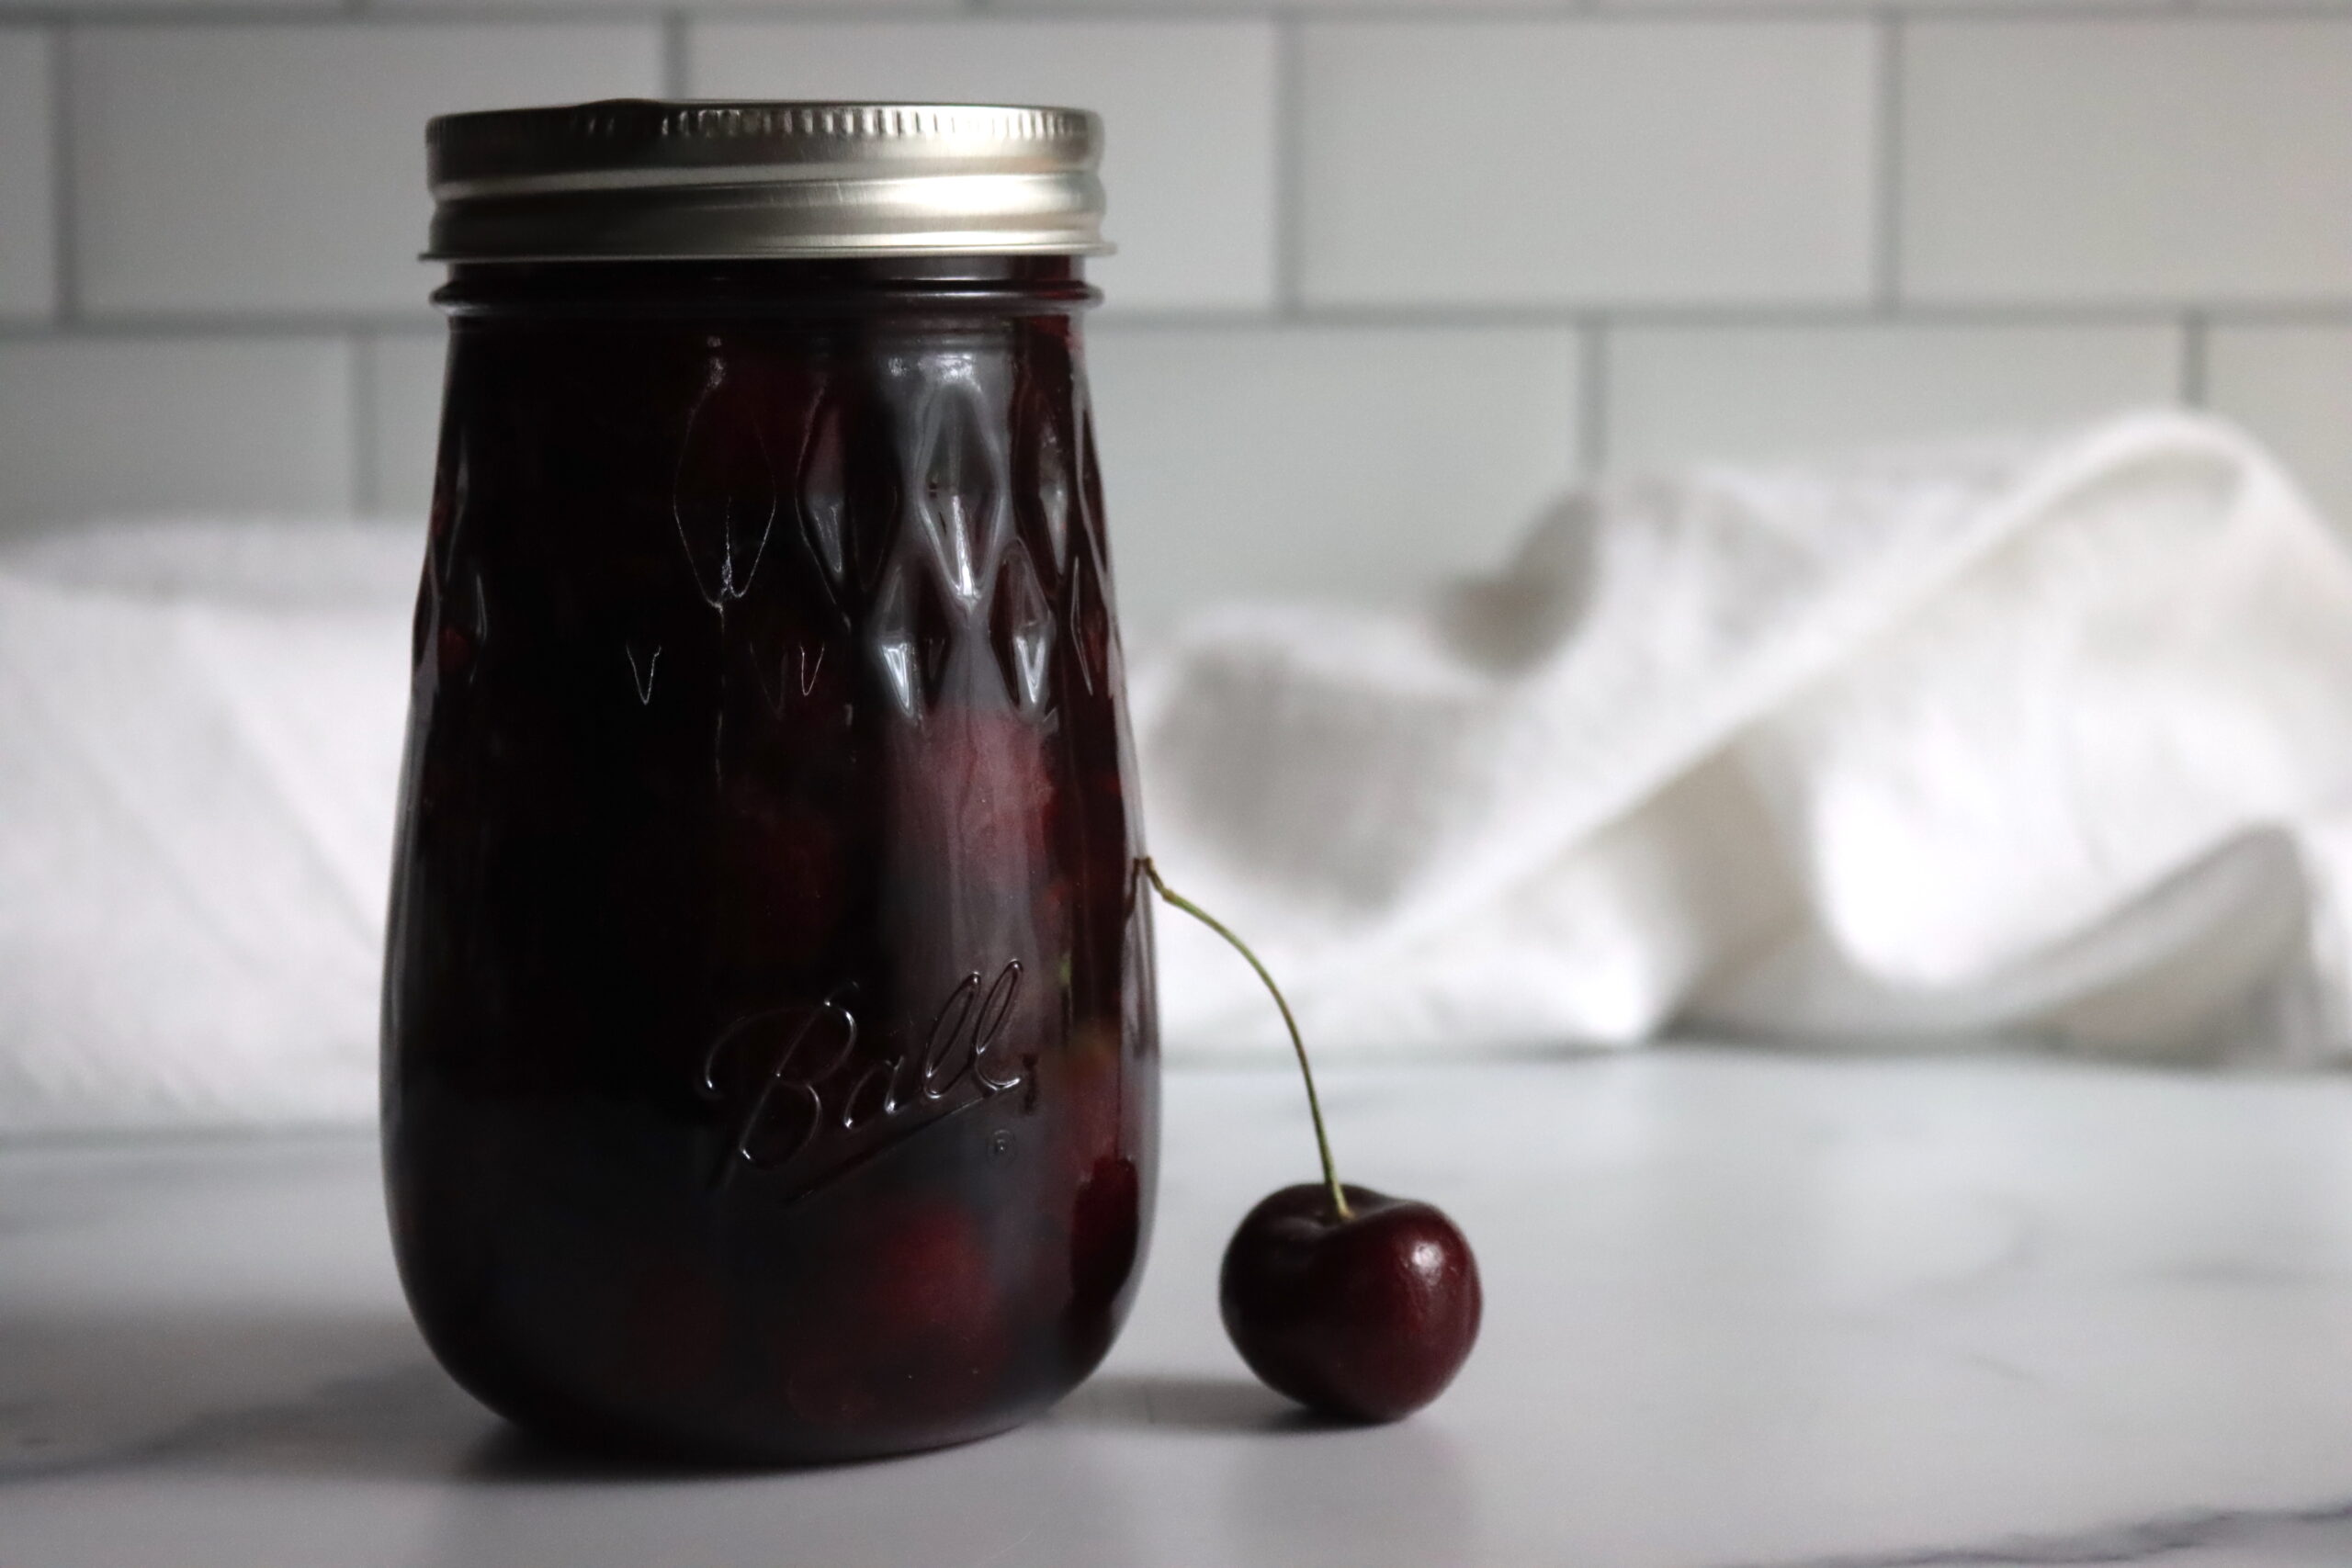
left=1139, top=861, right=1483, bottom=1423
left=1221, top=1183, right=1481, bottom=1422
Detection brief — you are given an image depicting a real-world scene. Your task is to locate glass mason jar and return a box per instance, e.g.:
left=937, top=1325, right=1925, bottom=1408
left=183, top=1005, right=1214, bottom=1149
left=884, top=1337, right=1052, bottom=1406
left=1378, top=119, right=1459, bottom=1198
left=383, top=102, right=1158, bottom=1464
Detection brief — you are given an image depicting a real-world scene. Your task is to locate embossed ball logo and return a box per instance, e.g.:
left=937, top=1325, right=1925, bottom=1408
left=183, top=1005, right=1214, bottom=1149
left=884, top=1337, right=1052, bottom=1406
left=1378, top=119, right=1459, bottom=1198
left=699, top=962, right=1027, bottom=1196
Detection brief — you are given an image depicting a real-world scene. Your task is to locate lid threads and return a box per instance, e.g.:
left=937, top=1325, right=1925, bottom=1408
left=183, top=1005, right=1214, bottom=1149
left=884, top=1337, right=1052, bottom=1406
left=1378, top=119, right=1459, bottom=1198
left=426, top=98, right=1110, bottom=264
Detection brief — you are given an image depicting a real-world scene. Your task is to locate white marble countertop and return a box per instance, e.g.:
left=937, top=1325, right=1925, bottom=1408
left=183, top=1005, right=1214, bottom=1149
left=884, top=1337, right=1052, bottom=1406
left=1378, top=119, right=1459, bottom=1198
left=6, top=1050, right=2352, bottom=1567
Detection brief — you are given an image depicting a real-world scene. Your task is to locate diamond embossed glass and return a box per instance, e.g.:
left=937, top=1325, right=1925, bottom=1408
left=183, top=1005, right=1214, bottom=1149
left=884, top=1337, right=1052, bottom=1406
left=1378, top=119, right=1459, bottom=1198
left=384, top=103, right=1156, bottom=1463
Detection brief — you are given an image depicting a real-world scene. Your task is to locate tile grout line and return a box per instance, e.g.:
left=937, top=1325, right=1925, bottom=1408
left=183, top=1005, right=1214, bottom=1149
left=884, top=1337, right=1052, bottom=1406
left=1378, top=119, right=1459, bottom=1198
left=661, top=9, right=686, bottom=97
left=1872, top=10, right=1903, bottom=315
left=16, top=4, right=2352, bottom=23
left=17, top=301, right=2352, bottom=342
left=349, top=330, right=377, bottom=515
left=1272, top=14, right=1304, bottom=321
left=2180, top=310, right=2209, bottom=407
left=0, top=314, right=446, bottom=340
left=46, top=18, right=74, bottom=325
left=1579, top=317, right=1610, bottom=475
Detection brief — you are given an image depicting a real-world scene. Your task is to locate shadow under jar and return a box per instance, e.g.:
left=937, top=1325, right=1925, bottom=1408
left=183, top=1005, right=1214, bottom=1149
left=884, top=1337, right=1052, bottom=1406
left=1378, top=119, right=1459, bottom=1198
left=383, top=101, right=1158, bottom=1465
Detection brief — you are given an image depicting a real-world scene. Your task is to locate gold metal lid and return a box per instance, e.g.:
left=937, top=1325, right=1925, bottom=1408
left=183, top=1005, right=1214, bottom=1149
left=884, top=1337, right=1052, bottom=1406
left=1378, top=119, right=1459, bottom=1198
left=425, top=99, right=1110, bottom=263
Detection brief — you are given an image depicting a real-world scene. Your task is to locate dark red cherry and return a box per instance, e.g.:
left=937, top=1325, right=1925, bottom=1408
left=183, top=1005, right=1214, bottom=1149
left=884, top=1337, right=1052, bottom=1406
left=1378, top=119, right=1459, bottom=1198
left=1141, top=858, right=1484, bottom=1425
left=777, top=1200, right=1008, bottom=1428
left=1220, top=1183, right=1481, bottom=1423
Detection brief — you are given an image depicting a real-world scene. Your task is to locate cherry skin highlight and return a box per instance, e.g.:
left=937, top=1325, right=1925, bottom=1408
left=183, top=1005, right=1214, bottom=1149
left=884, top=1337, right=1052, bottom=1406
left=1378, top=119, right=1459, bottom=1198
left=1220, top=1183, right=1482, bottom=1423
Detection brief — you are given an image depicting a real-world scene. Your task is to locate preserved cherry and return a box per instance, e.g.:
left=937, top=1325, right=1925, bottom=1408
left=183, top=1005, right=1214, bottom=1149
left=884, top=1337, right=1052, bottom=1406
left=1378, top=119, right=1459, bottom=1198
left=382, top=254, right=1157, bottom=1463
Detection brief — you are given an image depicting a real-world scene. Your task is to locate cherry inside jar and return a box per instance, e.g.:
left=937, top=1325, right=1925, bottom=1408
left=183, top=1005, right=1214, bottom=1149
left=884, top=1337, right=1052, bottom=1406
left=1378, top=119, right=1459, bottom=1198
left=383, top=246, right=1158, bottom=1463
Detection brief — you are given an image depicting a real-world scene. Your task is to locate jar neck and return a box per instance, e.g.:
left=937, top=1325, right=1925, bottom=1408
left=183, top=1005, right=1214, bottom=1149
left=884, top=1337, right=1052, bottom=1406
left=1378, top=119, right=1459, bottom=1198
left=435, top=256, right=1095, bottom=319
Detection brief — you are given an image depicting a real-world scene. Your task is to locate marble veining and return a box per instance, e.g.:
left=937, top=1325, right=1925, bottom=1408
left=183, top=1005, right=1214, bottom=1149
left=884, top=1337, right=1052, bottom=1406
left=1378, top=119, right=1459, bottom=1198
left=1734, top=1496, right=2352, bottom=1567
left=6, top=1051, right=2352, bottom=1568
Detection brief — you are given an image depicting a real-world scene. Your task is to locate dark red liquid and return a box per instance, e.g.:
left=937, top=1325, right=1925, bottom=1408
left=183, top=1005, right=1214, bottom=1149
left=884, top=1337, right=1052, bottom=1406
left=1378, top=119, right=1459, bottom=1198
left=382, top=257, right=1157, bottom=1464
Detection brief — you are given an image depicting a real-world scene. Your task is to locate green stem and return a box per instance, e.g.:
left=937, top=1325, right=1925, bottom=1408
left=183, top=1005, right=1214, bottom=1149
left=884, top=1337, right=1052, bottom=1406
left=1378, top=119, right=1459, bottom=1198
left=1140, top=857, right=1351, bottom=1222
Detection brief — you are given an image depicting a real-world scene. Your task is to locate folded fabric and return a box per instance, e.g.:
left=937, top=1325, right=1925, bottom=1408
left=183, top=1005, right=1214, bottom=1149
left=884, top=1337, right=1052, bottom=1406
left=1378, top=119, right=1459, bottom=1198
left=1138, top=410, right=2352, bottom=1066
left=6, top=409, right=2348, bottom=1133
left=0, top=522, right=412, bottom=1133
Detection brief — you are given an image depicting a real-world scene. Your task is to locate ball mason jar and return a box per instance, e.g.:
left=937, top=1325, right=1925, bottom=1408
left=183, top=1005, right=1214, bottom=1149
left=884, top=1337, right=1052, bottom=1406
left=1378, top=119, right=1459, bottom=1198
left=383, top=101, right=1158, bottom=1463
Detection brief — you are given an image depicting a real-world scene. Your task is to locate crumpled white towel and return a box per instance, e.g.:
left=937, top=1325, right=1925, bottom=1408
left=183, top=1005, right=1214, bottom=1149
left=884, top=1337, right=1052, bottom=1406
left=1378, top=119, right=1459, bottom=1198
left=1140, top=410, right=2352, bottom=1066
left=6, top=409, right=2351, bottom=1134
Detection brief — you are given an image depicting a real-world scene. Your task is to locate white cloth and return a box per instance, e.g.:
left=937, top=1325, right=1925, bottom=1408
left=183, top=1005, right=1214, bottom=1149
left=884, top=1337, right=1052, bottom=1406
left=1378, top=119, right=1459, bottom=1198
left=6, top=409, right=2352, bottom=1133
left=0, top=521, right=412, bottom=1132
left=1140, top=411, right=2352, bottom=1066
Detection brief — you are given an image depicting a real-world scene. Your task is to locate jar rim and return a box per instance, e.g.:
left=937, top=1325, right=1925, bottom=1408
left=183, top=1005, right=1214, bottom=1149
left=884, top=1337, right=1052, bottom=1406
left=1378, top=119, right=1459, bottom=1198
left=425, top=99, right=1112, bottom=265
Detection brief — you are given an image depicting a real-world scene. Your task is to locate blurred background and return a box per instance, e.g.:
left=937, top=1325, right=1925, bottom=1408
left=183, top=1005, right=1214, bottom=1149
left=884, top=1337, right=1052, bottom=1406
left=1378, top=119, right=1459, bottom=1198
left=4, top=9, right=2352, bottom=638
left=13, top=3, right=2352, bottom=1130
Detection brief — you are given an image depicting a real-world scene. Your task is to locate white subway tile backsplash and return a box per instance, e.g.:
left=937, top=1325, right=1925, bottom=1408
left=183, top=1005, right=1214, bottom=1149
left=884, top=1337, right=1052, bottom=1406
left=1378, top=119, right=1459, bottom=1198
left=1, top=5, right=2344, bottom=601
left=686, top=20, right=1276, bottom=313
left=70, top=24, right=662, bottom=319
left=1086, top=324, right=1580, bottom=642
left=385, top=0, right=952, bottom=14
left=0, top=31, right=56, bottom=321
left=2208, top=325, right=2352, bottom=532
left=28, top=0, right=331, bottom=16
left=1902, top=20, right=2352, bottom=305
left=1603, top=322, right=2182, bottom=474
left=1012, top=0, right=1558, bottom=13
left=0, top=337, right=352, bottom=526
left=1297, top=21, right=1877, bottom=308
left=359, top=331, right=444, bottom=520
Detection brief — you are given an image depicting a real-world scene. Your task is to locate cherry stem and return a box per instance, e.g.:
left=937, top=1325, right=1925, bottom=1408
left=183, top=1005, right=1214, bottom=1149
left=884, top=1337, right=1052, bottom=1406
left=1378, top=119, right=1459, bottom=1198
left=1139, top=857, right=1351, bottom=1222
